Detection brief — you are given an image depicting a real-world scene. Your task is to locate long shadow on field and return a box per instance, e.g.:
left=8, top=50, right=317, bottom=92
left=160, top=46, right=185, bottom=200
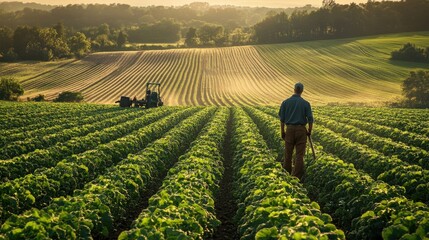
left=209, top=109, right=239, bottom=240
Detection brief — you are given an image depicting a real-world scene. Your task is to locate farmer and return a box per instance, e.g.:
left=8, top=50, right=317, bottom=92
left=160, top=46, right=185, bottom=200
left=278, top=82, right=313, bottom=180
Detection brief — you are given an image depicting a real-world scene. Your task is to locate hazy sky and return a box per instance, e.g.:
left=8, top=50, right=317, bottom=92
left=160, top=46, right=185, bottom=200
left=2, top=0, right=386, bottom=8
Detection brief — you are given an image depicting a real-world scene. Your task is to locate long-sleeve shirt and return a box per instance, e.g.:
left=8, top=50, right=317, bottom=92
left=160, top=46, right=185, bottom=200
left=279, top=94, right=314, bottom=125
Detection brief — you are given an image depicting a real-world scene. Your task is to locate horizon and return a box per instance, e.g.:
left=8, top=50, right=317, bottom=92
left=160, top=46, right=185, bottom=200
left=0, top=0, right=398, bottom=8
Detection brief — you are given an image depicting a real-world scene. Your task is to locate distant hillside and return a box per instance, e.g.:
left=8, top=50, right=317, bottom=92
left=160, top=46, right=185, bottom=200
left=1, top=32, right=428, bottom=105
left=0, top=1, right=55, bottom=12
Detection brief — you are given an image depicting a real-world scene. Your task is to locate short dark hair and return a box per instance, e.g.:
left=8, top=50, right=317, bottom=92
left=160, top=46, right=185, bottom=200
left=294, top=82, right=304, bottom=93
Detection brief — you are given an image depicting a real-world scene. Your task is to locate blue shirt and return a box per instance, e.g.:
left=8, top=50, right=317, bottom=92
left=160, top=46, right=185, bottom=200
left=279, top=94, right=313, bottom=125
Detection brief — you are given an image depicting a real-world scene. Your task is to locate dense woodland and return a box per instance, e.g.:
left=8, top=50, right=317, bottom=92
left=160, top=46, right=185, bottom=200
left=1, top=0, right=429, bottom=61
left=254, top=0, right=429, bottom=43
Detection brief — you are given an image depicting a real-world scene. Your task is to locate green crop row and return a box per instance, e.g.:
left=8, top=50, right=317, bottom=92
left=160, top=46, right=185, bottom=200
left=254, top=106, right=429, bottom=240
left=0, top=103, right=114, bottom=131
left=231, top=107, right=344, bottom=240
left=0, top=107, right=173, bottom=181
left=0, top=107, right=123, bottom=147
left=0, top=108, right=199, bottom=224
left=120, top=108, right=228, bottom=239
left=306, top=155, right=429, bottom=240
left=316, top=106, right=429, bottom=137
left=315, top=109, right=429, bottom=152
left=0, top=107, right=215, bottom=240
left=317, top=115, right=429, bottom=170
left=0, top=108, right=143, bottom=159
left=312, top=125, right=429, bottom=203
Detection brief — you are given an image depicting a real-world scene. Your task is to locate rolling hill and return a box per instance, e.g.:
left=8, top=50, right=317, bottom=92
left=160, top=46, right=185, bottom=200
left=1, top=31, right=428, bottom=105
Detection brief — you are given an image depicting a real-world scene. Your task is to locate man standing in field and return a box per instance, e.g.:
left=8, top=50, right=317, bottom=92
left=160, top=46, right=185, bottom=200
left=278, top=82, right=313, bottom=180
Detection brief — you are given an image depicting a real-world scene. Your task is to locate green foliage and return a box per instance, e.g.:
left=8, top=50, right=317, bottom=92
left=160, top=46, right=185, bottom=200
left=391, top=43, right=428, bottom=62
left=12, top=26, right=70, bottom=61
left=0, top=108, right=198, bottom=227
left=251, top=106, right=429, bottom=240
left=30, top=94, right=45, bottom=102
left=91, top=34, right=115, bottom=50
left=54, top=91, right=84, bottom=103
left=127, top=19, right=181, bottom=43
left=1, top=48, right=18, bottom=62
left=0, top=77, right=24, bottom=101
left=116, top=31, right=127, bottom=47
left=185, top=27, right=199, bottom=47
left=120, top=107, right=222, bottom=239
left=67, top=32, right=91, bottom=58
left=197, top=24, right=225, bottom=46
left=253, top=0, right=429, bottom=44
left=0, top=107, right=209, bottom=239
left=402, top=71, right=429, bottom=108
left=0, top=27, right=13, bottom=55
left=229, top=28, right=252, bottom=46
left=232, top=107, right=345, bottom=240
left=53, top=22, right=65, bottom=39
left=1, top=104, right=429, bottom=239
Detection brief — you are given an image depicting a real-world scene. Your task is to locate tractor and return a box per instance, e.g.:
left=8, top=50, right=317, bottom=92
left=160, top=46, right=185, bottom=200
left=116, top=82, right=164, bottom=108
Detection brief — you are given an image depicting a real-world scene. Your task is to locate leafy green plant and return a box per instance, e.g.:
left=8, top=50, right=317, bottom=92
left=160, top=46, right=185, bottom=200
left=251, top=106, right=429, bottom=240
left=120, top=108, right=228, bottom=239
left=0, top=77, right=23, bottom=101
left=0, top=107, right=199, bottom=224
left=0, top=107, right=214, bottom=239
left=231, top=107, right=344, bottom=240
left=0, top=107, right=173, bottom=181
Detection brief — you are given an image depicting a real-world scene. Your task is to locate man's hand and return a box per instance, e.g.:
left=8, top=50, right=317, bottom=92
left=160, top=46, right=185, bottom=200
left=307, top=123, right=313, bottom=136
left=281, top=131, right=286, bottom=140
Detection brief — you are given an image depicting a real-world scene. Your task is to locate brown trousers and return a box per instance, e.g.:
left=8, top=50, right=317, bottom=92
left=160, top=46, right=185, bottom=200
left=283, top=125, right=307, bottom=180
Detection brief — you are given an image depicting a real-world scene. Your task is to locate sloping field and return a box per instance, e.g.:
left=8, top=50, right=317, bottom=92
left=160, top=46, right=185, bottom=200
left=2, top=32, right=428, bottom=105
left=255, top=32, right=429, bottom=104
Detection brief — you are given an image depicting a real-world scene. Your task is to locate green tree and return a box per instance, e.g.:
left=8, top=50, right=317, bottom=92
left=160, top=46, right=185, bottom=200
left=25, top=28, right=70, bottom=61
left=322, top=0, right=336, bottom=9
left=229, top=28, right=252, bottom=45
left=0, top=77, right=24, bottom=101
left=391, top=43, right=427, bottom=62
left=184, top=27, right=199, bottom=47
left=402, top=71, right=429, bottom=107
left=13, top=26, right=70, bottom=60
left=13, top=26, right=38, bottom=58
left=98, top=23, right=110, bottom=35
left=0, top=27, right=13, bottom=55
left=197, top=24, right=224, bottom=46
left=54, top=91, right=84, bottom=102
left=68, top=32, right=91, bottom=58
left=117, top=31, right=127, bottom=47
left=53, top=22, right=65, bottom=39
left=92, top=34, right=115, bottom=50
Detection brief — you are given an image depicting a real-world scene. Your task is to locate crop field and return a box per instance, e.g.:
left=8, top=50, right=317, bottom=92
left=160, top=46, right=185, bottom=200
left=1, top=102, right=429, bottom=239
left=1, top=32, right=428, bottom=105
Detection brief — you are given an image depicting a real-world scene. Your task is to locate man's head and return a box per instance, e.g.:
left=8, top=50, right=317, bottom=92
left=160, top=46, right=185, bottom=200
left=294, top=82, right=304, bottom=94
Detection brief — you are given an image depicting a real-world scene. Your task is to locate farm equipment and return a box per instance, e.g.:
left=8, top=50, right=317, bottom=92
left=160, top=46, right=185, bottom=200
left=116, top=82, right=164, bottom=108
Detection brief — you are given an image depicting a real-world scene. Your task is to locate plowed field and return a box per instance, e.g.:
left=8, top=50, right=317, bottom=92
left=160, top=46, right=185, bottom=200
left=1, top=32, right=428, bottom=105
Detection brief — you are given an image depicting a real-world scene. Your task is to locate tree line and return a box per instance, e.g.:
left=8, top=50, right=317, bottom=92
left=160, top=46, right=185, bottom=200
left=0, top=2, right=313, bottom=30
left=0, top=2, right=316, bottom=61
left=2, top=1, right=429, bottom=62
left=253, top=0, right=429, bottom=44
left=0, top=23, right=92, bottom=61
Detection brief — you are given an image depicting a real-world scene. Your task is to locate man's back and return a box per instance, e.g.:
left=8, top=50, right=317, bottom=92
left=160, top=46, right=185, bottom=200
left=279, top=94, right=313, bottom=125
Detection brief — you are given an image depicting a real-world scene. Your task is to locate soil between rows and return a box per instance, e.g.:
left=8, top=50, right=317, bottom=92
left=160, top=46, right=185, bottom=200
left=209, top=109, right=239, bottom=240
